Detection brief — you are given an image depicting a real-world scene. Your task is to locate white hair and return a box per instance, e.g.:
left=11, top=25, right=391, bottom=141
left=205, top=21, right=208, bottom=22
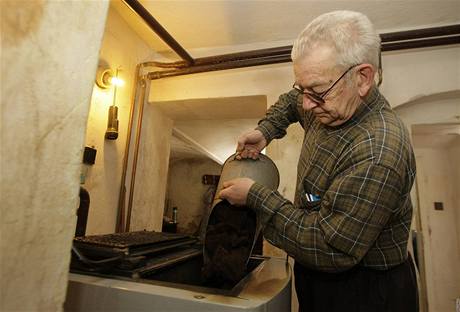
left=291, top=11, right=381, bottom=70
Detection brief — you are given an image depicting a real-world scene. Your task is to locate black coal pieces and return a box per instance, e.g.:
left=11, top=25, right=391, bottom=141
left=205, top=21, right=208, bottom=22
left=202, top=200, right=257, bottom=288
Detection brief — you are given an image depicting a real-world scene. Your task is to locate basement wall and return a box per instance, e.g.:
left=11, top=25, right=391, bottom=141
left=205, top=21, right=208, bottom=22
left=166, top=158, right=222, bottom=235
left=83, top=5, right=170, bottom=234
left=396, top=96, right=460, bottom=312
left=129, top=104, right=173, bottom=231
left=1, top=1, right=109, bottom=310
left=412, top=137, right=460, bottom=312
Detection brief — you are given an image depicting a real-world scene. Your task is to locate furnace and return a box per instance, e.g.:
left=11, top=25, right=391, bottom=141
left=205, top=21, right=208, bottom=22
left=65, top=230, right=291, bottom=311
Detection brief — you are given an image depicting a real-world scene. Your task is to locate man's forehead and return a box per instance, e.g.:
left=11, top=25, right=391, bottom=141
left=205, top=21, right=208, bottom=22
left=293, top=46, right=337, bottom=86
left=293, top=62, right=333, bottom=88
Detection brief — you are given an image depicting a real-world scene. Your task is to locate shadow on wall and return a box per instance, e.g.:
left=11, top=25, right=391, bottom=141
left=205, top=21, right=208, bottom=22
left=164, top=157, right=222, bottom=236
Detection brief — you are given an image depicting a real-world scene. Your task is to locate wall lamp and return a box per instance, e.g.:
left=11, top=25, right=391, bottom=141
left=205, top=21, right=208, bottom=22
left=95, top=66, right=124, bottom=140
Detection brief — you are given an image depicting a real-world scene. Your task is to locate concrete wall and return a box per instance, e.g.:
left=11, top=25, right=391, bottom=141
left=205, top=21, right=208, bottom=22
left=454, top=143, right=460, bottom=257
left=1, top=1, right=109, bottom=310
left=83, top=6, right=166, bottom=234
left=396, top=97, right=460, bottom=312
left=412, top=136, right=460, bottom=312
left=130, top=104, right=173, bottom=231
left=166, top=158, right=222, bottom=235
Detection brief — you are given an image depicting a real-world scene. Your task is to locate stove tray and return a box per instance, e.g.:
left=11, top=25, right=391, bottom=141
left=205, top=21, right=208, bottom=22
left=74, top=231, right=189, bottom=248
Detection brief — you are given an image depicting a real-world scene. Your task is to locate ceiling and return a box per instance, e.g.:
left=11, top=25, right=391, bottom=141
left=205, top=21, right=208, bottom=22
left=114, top=0, right=460, bottom=57
left=153, top=95, right=267, bottom=163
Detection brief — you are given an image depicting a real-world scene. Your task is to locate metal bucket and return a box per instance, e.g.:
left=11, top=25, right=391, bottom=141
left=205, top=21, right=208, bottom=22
left=201, top=153, right=279, bottom=285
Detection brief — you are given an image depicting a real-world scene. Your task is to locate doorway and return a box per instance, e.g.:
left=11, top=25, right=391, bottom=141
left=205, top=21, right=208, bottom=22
left=412, top=123, right=460, bottom=312
left=151, top=95, right=267, bottom=236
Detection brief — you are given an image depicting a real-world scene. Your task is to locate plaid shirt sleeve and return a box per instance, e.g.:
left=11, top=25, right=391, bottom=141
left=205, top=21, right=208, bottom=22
left=247, top=161, right=403, bottom=272
left=255, top=90, right=302, bottom=143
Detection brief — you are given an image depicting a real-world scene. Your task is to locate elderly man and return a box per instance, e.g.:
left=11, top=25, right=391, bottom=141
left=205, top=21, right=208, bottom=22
left=219, top=10, right=418, bottom=312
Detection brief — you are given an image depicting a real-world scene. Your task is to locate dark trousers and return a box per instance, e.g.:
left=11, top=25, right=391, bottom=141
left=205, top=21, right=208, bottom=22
left=294, top=255, right=419, bottom=312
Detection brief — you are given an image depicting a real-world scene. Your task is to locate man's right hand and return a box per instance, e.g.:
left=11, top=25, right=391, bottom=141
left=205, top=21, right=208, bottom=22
left=235, top=129, right=267, bottom=160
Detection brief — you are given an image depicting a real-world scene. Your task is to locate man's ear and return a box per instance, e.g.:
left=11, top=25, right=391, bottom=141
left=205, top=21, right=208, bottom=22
left=356, top=64, right=375, bottom=97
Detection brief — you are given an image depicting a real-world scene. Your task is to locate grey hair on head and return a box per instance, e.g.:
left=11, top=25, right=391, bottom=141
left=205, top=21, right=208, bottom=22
left=291, top=10, right=381, bottom=70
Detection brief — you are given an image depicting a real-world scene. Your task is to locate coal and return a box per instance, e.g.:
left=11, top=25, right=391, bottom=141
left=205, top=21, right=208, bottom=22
left=202, top=200, right=257, bottom=288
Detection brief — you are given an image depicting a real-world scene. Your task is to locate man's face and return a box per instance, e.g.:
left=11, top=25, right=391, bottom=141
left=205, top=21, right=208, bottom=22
left=293, top=46, right=361, bottom=126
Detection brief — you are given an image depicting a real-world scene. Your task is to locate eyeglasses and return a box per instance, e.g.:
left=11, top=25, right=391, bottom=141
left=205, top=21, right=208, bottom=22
left=292, top=64, right=359, bottom=104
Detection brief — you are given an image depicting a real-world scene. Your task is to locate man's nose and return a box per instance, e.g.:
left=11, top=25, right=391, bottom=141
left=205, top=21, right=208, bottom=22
left=302, top=95, right=318, bottom=111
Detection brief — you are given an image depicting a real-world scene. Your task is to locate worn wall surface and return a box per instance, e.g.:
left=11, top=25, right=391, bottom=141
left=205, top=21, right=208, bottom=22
left=83, top=5, right=159, bottom=235
left=166, top=158, right=222, bottom=235
left=454, top=143, right=460, bottom=255
left=130, top=104, right=173, bottom=231
left=396, top=97, right=460, bottom=312
left=412, top=138, right=460, bottom=312
left=1, top=1, right=109, bottom=310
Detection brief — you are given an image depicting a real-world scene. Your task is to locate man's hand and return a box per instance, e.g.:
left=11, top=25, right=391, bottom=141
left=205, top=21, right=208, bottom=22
left=236, top=130, right=267, bottom=160
left=218, top=178, right=255, bottom=206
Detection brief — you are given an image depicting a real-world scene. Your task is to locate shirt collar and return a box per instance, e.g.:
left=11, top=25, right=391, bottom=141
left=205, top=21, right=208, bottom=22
left=351, top=86, right=382, bottom=121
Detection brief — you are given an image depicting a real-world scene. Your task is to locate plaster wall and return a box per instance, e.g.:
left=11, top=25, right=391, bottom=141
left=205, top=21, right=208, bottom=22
left=150, top=63, right=300, bottom=205
left=395, top=95, right=460, bottom=126
left=412, top=138, right=460, bottom=312
left=380, top=47, right=460, bottom=106
left=83, top=6, right=161, bottom=234
left=129, top=104, right=173, bottom=231
left=454, top=143, right=460, bottom=253
left=388, top=98, right=460, bottom=312
left=1, top=1, right=109, bottom=310
left=166, top=158, right=222, bottom=235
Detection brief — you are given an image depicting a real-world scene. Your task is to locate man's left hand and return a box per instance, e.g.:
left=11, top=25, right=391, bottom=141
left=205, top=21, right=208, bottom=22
left=218, top=178, right=255, bottom=206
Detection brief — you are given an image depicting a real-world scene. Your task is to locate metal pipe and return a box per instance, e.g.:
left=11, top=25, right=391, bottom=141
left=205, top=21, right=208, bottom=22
left=125, top=76, right=147, bottom=232
left=117, top=62, right=166, bottom=232
left=380, top=24, right=460, bottom=42
left=193, top=46, right=292, bottom=66
left=122, top=0, right=459, bottom=70
left=147, top=34, right=460, bottom=80
left=381, top=35, right=460, bottom=51
left=148, top=54, right=289, bottom=80
left=122, top=0, right=194, bottom=65
left=115, top=64, right=142, bottom=233
left=144, top=24, right=460, bottom=75
left=146, top=61, right=189, bottom=69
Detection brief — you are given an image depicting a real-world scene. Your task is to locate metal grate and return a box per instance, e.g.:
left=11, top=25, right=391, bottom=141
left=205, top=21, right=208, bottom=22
left=74, top=231, right=189, bottom=248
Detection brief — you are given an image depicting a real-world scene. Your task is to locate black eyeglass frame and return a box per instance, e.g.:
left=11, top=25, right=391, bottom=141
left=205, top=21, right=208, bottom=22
left=292, top=64, right=360, bottom=104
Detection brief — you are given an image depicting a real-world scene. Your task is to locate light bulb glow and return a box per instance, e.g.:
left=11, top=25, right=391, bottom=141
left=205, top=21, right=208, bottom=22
left=110, top=77, right=125, bottom=87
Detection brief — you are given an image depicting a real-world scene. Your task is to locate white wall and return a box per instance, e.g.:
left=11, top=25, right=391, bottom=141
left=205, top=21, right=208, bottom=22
left=130, top=104, right=173, bottom=231
left=1, top=1, right=109, bottom=310
left=83, top=5, right=163, bottom=234
left=380, top=47, right=460, bottom=106
left=454, top=143, right=460, bottom=254
left=150, top=63, right=301, bottom=203
left=392, top=96, right=460, bottom=312
left=412, top=136, right=460, bottom=312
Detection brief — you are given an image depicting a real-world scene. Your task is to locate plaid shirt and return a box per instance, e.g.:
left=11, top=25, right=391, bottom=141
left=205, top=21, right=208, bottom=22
left=247, top=86, right=416, bottom=272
